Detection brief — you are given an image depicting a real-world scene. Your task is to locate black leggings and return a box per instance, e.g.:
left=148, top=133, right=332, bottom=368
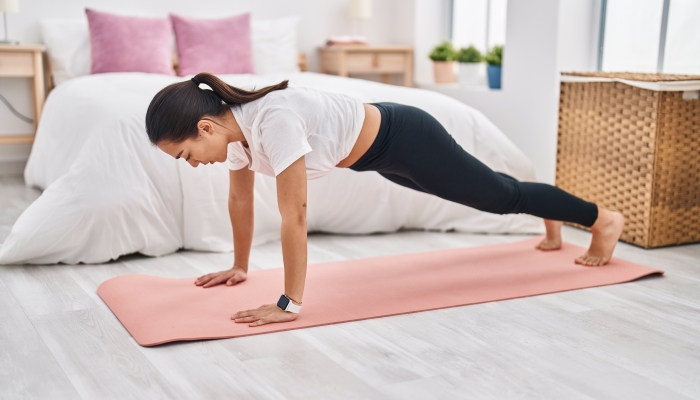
left=349, top=102, right=599, bottom=227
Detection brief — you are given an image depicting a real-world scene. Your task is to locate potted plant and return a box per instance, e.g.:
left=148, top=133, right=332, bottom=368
left=456, top=45, right=483, bottom=86
left=484, top=45, right=503, bottom=89
left=429, top=41, right=457, bottom=84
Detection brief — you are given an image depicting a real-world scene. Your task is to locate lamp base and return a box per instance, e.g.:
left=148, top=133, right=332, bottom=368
left=0, top=39, right=20, bottom=45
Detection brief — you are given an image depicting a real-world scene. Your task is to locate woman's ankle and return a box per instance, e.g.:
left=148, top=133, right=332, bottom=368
left=543, top=219, right=562, bottom=238
left=590, top=208, right=614, bottom=232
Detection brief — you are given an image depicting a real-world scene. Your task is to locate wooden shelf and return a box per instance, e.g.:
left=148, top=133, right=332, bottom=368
left=0, top=134, right=36, bottom=145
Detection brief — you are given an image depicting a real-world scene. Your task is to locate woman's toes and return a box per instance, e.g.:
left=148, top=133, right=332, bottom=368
left=535, top=237, right=561, bottom=251
left=574, top=253, right=606, bottom=267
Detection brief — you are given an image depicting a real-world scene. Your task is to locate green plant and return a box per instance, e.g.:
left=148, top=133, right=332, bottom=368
left=456, top=45, right=482, bottom=63
left=483, top=45, right=503, bottom=66
left=429, top=41, right=457, bottom=61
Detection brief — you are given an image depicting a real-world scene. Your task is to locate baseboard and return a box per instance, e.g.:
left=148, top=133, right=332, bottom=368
left=0, top=160, right=27, bottom=176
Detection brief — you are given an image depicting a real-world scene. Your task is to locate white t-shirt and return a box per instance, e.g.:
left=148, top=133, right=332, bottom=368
left=227, top=86, right=366, bottom=180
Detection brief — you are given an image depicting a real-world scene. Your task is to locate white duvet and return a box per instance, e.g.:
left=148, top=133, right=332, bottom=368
left=0, top=72, right=543, bottom=265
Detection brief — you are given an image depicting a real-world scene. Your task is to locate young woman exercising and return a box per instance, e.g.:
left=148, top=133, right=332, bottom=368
left=145, top=73, right=625, bottom=327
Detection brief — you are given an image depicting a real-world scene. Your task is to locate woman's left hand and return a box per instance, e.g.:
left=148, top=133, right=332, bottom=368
left=232, top=304, right=299, bottom=327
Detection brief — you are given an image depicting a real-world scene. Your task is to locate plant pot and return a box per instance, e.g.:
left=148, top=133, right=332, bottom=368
left=487, top=64, right=502, bottom=89
left=458, top=62, right=484, bottom=86
left=433, top=61, right=457, bottom=84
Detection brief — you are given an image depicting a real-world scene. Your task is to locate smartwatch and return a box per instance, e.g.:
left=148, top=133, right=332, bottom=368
left=277, top=294, right=302, bottom=313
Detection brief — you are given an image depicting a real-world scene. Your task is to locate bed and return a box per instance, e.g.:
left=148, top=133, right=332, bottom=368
left=0, top=19, right=543, bottom=265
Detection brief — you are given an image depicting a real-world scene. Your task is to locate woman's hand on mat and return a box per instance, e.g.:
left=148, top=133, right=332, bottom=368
left=232, top=304, right=298, bottom=327
left=195, top=266, right=248, bottom=288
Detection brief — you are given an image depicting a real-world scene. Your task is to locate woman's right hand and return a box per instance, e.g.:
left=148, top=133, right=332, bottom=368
left=195, top=265, right=248, bottom=288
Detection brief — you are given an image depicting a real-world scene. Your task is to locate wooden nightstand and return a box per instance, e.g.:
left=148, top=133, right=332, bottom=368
left=319, top=45, right=414, bottom=87
left=0, top=44, right=46, bottom=145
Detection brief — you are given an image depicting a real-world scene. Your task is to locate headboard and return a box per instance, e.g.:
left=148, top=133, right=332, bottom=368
left=45, top=51, right=309, bottom=93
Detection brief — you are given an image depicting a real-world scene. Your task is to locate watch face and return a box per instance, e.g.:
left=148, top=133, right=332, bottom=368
left=277, top=294, right=290, bottom=310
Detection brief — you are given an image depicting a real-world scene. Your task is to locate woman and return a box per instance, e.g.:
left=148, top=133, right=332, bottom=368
left=145, top=73, right=625, bottom=327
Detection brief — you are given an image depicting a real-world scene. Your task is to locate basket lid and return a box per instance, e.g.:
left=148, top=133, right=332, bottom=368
left=561, top=71, right=700, bottom=91
left=562, top=71, right=700, bottom=82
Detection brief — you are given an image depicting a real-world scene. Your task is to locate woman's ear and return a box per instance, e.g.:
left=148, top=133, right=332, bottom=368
left=197, top=119, right=215, bottom=136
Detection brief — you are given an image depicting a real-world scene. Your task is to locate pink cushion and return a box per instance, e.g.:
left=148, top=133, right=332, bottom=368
left=170, top=13, right=254, bottom=76
left=85, top=8, right=174, bottom=75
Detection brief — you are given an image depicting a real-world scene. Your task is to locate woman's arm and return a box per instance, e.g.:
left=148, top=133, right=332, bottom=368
left=232, top=156, right=307, bottom=326
left=195, top=167, right=254, bottom=287
left=275, top=156, right=308, bottom=304
left=229, top=167, right=255, bottom=271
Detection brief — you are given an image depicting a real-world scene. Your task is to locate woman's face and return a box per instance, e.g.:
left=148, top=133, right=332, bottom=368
left=157, top=119, right=229, bottom=168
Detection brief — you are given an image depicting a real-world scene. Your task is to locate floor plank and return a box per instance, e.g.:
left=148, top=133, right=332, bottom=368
left=291, top=323, right=440, bottom=387
left=242, top=350, right=389, bottom=400
left=135, top=341, right=289, bottom=400
left=0, top=278, right=80, bottom=400
left=0, top=265, right=98, bottom=318
left=29, top=307, right=180, bottom=400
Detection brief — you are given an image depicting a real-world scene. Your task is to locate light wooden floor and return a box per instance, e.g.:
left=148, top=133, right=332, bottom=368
left=1, top=174, right=699, bottom=400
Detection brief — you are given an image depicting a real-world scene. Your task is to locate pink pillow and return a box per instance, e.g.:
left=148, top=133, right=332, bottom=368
left=170, top=13, right=254, bottom=77
left=85, top=8, right=174, bottom=75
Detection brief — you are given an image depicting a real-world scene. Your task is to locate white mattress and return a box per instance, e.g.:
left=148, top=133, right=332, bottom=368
left=0, top=72, right=543, bottom=265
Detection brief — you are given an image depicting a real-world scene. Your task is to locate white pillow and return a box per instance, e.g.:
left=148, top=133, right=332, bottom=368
left=39, top=19, right=91, bottom=86
left=39, top=15, right=301, bottom=86
left=251, top=16, right=301, bottom=74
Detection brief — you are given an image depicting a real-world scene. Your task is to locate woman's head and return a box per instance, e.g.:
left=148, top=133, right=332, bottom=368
left=145, top=72, right=288, bottom=167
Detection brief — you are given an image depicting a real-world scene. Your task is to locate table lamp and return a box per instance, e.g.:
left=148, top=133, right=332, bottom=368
left=348, top=0, right=372, bottom=37
left=0, top=0, right=19, bottom=45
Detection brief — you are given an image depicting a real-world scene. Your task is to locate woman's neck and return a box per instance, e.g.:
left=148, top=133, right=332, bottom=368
left=221, top=108, right=246, bottom=144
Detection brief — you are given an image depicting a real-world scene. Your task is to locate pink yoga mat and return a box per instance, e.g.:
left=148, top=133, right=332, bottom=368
left=98, top=237, right=663, bottom=346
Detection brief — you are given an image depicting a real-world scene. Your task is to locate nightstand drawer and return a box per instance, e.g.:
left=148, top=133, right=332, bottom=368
left=346, top=52, right=405, bottom=73
left=0, top=51, right=34, bottom=77
left=318, top=45, right=413, bottom=87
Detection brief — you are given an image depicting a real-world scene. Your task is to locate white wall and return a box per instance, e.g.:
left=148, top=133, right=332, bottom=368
left=415, top=0, right=562, bottom=183
left=0, top=0, right=411, bottom=171
left=558, top=0, right=601, bottom=73
left=413, top=0, right=448, bottom=84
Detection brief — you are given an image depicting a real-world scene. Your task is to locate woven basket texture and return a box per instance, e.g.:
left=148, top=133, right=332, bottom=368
left=556, top=77, right=700, bottom=248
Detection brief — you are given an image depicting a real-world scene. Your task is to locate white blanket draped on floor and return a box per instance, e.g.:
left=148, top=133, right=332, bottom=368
left=0, top=72, right=543, bottom=265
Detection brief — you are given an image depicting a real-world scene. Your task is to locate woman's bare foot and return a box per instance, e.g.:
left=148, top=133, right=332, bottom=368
left=575, top=208, right=625, bottom=266
left=535, top=219, right=563, bottom=251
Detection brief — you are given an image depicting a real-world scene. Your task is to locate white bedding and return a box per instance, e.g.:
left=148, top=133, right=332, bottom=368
left=0, top=72, right=543, bottom=265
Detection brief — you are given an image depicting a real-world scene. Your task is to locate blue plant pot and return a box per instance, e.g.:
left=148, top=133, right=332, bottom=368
left=487, top=65, right=502, bottom=89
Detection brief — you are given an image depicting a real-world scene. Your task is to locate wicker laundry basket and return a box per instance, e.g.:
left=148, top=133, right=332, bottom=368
left=556, top=71, right=700, bottom=248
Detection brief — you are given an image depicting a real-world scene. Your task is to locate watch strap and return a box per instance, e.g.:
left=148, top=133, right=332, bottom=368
left=277, top=294, right=302, bottom=313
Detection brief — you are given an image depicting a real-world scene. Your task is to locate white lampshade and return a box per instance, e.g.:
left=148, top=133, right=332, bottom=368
left=0, top=0, right=19, bottom=13
left=348, top=0, right=372, bottom=20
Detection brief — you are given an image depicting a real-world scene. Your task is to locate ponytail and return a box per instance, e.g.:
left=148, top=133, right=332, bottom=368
left=145, top=72, right=288, bottom=145
left=193, top=72, right=288, bottom=105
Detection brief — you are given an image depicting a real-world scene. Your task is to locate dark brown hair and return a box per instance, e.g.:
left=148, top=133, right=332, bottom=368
left=145, top=72, right=288, bottom=145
